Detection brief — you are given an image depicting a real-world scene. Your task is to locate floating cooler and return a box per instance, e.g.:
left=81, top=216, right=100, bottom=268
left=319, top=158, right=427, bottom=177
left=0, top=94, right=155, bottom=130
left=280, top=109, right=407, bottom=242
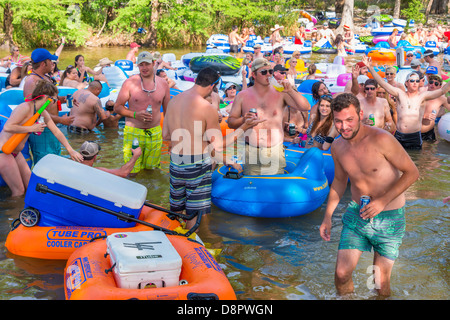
left=106, top=231, right=182, bottom=289
left=24, top=154, right=147, bottom=228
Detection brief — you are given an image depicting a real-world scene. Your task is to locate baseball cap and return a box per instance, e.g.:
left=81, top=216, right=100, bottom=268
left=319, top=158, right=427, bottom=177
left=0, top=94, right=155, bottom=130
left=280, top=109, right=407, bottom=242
left=251, top=58, right=271, bottom=72
left=80, top=141, right=101, bottom=159
left=130, top=42, right=141, bottom=48
left=425, top=66, right=438, bottom=74
left=31, top=48, right=58, bottom=63
left=224, top=82, right=238, bottom=91
left=253, top=44, right=262, bottom=49
left=357, top=75, right=369, bottom=84
left=423, top=49, right=434, bottom=58
left=411, top=59, right=421, bottom=67
left=274, top=64, right=287, bottom=72
left=356, top=61, right=366, bottom=69
left=153, top=51, right=161, bottom=60
left=405, top=71, right=420, bottom=81
left=137, top=51, right=154, bottom=65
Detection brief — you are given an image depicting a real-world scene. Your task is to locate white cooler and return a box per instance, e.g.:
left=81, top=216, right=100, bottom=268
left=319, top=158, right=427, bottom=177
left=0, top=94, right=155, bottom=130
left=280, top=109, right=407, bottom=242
left=106, top=231, right=182, bottom=289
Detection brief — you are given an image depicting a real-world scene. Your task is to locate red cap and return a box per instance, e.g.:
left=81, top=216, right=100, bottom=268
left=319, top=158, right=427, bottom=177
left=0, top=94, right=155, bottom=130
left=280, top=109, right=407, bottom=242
left=356, top=61, right=366, bottom=68
left=130, top=42, right=141, bottom=48
left=344, top=25, right=350, bottom=30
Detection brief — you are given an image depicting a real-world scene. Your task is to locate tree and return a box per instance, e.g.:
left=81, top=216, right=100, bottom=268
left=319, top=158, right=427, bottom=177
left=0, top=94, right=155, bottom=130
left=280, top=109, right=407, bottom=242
left=393, top=0, right=401, bottom=19
left=0, top=1, right=14, bottom=49
left=335, top=0, right=354, bottom=35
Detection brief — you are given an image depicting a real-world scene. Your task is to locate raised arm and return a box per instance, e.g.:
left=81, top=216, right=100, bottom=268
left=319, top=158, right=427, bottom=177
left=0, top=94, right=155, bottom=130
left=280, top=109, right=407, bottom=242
left=362, top=56, right=401, bottom=97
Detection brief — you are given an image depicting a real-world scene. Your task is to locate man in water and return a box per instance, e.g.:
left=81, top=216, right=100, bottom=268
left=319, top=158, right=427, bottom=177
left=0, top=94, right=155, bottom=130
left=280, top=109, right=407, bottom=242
left=228, top=58, right=310, bottom=175
left=421, top=75, right=450, bottom=141
left=163, top=67, right=263, bottom=229
left=319, top=93, right=419, bottom=297
left=24, top=48, right=74, bottom=165
left=68, top=81, right=110, bottom=134
left=423, top=50, right=441, bottom=76
left=229, top=26, right=245, bottom=54
left=358, top=79, right=396, bottom=133
left=126, top=42, right=141, bottom=64
left=363, top=55, right=450, bottom=150
left=79, top=141, right=142, bottom=178
left=114, top=51, right=170, bottom=174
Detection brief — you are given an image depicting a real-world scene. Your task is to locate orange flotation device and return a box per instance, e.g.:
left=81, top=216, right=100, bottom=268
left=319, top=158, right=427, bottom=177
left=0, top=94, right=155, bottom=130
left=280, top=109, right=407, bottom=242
left=5, top=205, right=182, bottom=260
left=368, top=49, right=397, bottom=62
left=64, top=234, right=237, bottom=300
left=220, top=116, right=234, bottom=136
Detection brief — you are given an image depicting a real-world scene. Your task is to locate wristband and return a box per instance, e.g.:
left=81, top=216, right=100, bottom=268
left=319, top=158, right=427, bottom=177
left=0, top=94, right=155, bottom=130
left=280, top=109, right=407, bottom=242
left=133, top=111, right=136, bottom=119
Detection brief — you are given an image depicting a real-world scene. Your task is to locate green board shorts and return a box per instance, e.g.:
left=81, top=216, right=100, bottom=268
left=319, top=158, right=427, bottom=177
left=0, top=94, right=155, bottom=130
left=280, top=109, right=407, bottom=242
left=339, top=201, right=406, bottom=261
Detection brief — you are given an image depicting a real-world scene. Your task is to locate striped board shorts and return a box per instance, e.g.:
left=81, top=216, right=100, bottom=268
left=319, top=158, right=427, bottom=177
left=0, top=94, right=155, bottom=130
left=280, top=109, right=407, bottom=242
left=339, top=201, right=406, bottom=261
left=123, top=125, right=162, bottom=173
left=169, top=153, right=212, bottom=216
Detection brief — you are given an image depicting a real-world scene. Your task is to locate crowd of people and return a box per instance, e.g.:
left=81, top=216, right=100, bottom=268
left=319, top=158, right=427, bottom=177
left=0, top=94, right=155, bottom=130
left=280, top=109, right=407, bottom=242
left=0, top=18, right=449, bottom=298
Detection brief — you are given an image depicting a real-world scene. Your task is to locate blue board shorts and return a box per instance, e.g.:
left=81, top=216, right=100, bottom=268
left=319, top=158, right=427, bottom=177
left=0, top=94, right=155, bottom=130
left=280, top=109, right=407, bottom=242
left=338, top=201, right=406, bottom=261
left=169, top=154, right=212, bottom=216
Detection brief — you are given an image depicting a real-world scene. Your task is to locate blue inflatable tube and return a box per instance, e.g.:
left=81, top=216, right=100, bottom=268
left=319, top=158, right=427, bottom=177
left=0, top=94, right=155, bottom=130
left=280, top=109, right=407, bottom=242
left=211, top=147, right=330, bottom=218
left=284, top=142, right=335, bottom=184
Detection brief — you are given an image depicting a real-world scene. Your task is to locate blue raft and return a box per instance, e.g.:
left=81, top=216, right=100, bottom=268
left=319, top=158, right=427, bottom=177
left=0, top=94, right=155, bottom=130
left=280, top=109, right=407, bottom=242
left=211, top=147, right=330, bottom=218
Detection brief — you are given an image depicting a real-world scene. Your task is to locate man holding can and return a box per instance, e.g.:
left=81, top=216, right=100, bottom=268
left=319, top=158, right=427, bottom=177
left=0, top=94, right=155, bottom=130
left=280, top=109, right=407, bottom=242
left=319, top=93, right=419, bottom=297
left=227, top=58, right=310, bottom=175
left=114, top=51, right=170, bottom=175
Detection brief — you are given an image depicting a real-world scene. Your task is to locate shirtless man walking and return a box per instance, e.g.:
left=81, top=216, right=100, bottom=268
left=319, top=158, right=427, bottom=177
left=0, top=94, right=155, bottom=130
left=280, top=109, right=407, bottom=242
left=228, top=58, right=310, bottom=175
left=319, top=93, right=419, bottom=297
left=421, top=75, right=450, bottom=141
left=359, top=79, right=396, bottom=133
left=229, top=26, right=245, bottom=54
left=68, top=81, right=110, bottom=134
left=114, top=51, right=170, bottom=174
left=363, top=55, right=450, bottom=150
left=163, top=67, right=263, bottom=229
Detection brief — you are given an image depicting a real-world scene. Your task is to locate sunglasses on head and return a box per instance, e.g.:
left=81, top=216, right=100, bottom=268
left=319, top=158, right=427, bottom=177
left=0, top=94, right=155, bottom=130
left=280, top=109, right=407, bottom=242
left=364, top=87, right=376, bottom=91
left=320, top=94, right=333, bottom=99
left=258, top=69, right=274, bottom=76
left=408, top=79, right=420, bottom=83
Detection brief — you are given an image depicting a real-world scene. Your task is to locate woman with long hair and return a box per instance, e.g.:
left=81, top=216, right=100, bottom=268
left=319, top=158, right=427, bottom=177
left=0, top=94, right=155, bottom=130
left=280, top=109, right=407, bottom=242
left=305, top=95, right=339, bottom=151
left=60, top=66, right=88, bottom=89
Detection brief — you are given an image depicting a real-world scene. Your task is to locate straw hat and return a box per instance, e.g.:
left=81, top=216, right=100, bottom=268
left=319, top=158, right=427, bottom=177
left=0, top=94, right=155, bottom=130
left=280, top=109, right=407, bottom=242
left=96, top=57, right=114, bottom=67
left=270, top=24, right=284, bottom=32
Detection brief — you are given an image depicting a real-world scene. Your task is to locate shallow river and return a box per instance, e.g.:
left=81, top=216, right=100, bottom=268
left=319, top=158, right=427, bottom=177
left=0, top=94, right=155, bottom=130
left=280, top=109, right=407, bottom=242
left=0, top=46, right=448, bottom=300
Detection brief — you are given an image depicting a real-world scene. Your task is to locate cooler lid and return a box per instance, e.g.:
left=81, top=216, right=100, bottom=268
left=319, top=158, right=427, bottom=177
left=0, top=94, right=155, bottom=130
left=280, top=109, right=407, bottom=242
left=107, top=231, right=182, bottom=274
left=32, top=154, right=147, bottom=209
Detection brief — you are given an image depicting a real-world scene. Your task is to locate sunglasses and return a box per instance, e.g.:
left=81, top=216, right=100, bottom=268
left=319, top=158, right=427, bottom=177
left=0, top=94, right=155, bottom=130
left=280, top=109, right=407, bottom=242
left=320, top=94, right=333, bottom=99
left=212, top=76, right=221, bottom=86
left=227, top=85, right=237, bottom=90
left=364, top=87, right=376, bottom=91
left=429, top=80, right=442, bottom=86
left=408, top=79, right=420, bottom=83
left=385, top=72, right=395, bottom=76
left=407, top=54, right=414, bottom=57
left=258, top=69, right=274, bottom=76
left=277, top=71, right=286, bottom=75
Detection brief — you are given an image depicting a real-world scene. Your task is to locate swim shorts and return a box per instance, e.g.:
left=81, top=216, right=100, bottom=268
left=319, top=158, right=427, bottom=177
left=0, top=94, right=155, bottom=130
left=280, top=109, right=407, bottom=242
left=243, top=142, right=286, bottom=176
left=394, top=130, right=422, bottom=150
left=28, top=127, right=61, bottom=165
left=421, top=127, right=436, bottom=142
left=230, top=45, right=239, bottom=53
left=169, top=153, right=212, bottom=216
left=123, top=125, right=162, bottom=173
left=338, top=201, right=406, bottom=261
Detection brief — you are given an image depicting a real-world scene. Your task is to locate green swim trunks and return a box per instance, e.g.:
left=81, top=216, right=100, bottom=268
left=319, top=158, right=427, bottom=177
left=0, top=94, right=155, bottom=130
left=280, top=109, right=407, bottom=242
left=338, top=201, right=406, bottom=261
left=123, top=125, right=162, bottom=173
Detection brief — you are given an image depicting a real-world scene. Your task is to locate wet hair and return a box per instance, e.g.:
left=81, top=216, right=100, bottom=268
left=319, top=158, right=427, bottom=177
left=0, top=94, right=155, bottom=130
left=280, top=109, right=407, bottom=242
left=364, top=79, right=378, bottom=88
left=20, top=61, right=32, bottom=79
left=308, top=64, right=317, bottom=75
left=105, top=100, right=115, bottom=111
left=60, top=66, right=77, bottom=85
left=31, top=80, right=58, bottom=100
left=333, top=34, right=344, bottom=47
left=331, top=93, right=360, bottom=114
left=195, top=67, right=220, bottom=87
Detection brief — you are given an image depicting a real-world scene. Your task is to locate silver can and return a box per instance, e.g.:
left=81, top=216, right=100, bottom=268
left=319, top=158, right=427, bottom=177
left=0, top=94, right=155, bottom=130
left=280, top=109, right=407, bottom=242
left=289, top=123, right=296, bottom=136
left=249, top=108, right=257, bottom=117
left=146, top=105, right=152, bottom=114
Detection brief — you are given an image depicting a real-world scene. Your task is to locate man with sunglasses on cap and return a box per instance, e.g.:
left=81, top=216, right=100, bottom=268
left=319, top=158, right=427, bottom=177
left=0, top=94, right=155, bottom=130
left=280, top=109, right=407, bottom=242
left=363, top=55, right=450, bottom=150
left=79, top=141, right=142, bottom=178
left=421, top=75, right=450, bottom=142
left=423, top=49, right=441, bottom=76
left=114, top=51, right=170, bottom=175
left=227, top=58, right=310, bottom=176
left=163, top=67, right=264, bottom=229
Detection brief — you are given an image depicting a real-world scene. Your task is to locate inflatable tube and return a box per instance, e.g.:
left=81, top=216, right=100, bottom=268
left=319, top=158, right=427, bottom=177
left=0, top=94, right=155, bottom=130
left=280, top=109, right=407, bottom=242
left=373, top=36, right=389, bottom=44
left=359, top=35, right=374, bottom=45
left=300, top=10, right=317, bottom=24
left=371, top=27, right=403, bottom=36
left=312, top=47, right=337, bottom=54
left=64, top=232, right=236, bottom=300
left=211, top=147, right=329, bottom=218
left=5, top=205, right=182, bottom=260
left=437, top=112, right=450, bottom=142
left=368, top=49, right=396, bottom=61
left=189, top=55, right=240, bottom=76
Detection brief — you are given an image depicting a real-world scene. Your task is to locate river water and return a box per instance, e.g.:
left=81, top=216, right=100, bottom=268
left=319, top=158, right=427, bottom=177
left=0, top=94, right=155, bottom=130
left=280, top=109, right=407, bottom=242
left=0, top=46, right=448, bottom=300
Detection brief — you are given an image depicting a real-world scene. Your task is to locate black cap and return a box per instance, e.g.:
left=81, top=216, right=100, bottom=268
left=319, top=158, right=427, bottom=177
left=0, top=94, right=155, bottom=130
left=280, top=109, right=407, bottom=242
left=274, top=64, right=287, bottom=72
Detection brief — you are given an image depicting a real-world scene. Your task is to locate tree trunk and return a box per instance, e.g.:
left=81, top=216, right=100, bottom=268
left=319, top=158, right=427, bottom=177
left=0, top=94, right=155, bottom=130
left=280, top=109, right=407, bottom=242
left=393, top=0, right=401, bottom=19
left=144, top=0, right=159, bottom=47
left=425, top=0, right=433, bottom=22
left=335, top=0, right=345, bottom=14
left=1, top=2, right=14, bottom=49
left=335, top=0, right=354, bottom=34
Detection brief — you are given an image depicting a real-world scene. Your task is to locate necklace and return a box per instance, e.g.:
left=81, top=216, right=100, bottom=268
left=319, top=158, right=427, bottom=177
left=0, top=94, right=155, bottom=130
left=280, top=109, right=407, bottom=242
left=140, top=75, right=157, bottom=96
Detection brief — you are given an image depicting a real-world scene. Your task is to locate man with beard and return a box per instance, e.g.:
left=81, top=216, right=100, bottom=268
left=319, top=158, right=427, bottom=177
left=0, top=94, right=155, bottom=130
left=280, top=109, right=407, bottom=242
left=319, top=93, right=419, bottom=297
left=114, top=51, right=170, bottom=175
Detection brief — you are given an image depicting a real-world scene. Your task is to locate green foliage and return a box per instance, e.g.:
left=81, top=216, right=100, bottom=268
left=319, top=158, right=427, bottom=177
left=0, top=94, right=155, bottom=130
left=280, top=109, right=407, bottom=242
left=400, top=0, right=426, bottom=25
